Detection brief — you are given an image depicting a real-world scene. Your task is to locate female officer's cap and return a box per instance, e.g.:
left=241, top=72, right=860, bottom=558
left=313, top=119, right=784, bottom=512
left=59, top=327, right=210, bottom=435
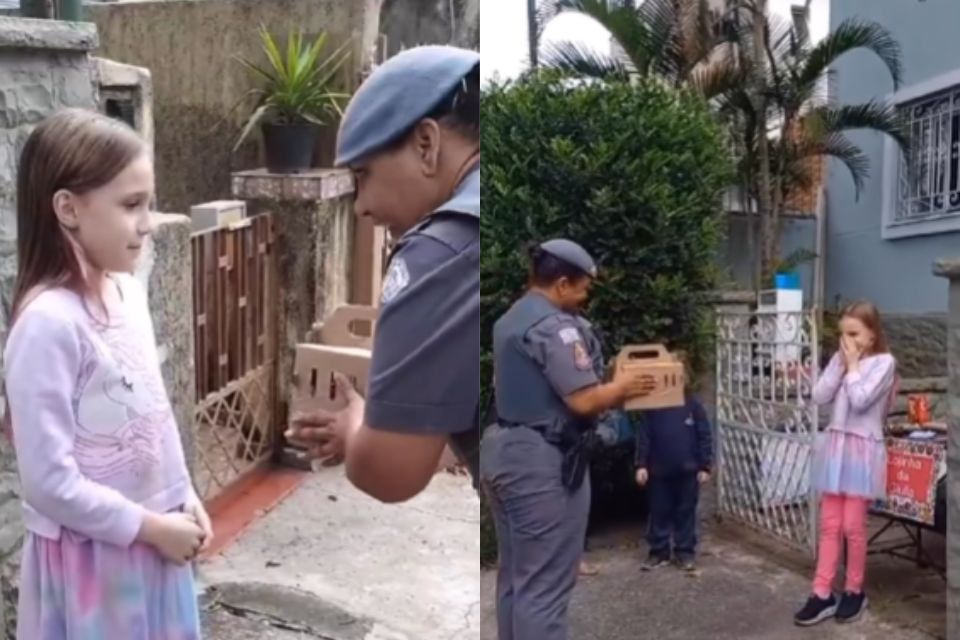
left=539, top=239, right=598, bottom=278
left=335, top=45, right=480, bottom=167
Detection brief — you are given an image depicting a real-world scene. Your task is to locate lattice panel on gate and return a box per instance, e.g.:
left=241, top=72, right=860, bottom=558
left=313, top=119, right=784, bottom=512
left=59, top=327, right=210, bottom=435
left=192, top=213, right=278, bottom=500
left=715, top=309, right=819, bottom=553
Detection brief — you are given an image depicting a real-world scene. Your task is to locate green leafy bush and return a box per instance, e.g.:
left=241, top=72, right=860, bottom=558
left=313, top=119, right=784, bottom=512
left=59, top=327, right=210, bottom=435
left=482, top=74, right=732, bottom=396
left=480, top=75, right=732, bottom=566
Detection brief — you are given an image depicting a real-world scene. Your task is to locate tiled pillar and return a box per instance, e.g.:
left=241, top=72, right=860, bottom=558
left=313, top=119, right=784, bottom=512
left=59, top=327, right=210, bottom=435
left=934, top=257, right=960, bottom=637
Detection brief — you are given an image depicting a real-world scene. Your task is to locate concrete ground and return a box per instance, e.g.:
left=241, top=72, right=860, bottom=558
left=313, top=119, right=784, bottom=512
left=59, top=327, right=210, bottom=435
left=199, top=468, right=480, bottom=640
left=480, top=519, right=945, bottom=640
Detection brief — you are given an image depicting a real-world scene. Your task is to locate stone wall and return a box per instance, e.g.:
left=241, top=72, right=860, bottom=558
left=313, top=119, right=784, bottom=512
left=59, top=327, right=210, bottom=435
left=135, top=214, right=197, bottom=476
left=86, top=0, right=381, bottom=214
left=95, top=56, right=154, bottom=152
left=0, top=440, right=18, bottom=635
left=0, top=18, right=100, bottom=319
left=884, top=313, right=948, bottom=379
left=0, top=20, right=101, bottom=634
left=381, top=0, right=479, bottom=52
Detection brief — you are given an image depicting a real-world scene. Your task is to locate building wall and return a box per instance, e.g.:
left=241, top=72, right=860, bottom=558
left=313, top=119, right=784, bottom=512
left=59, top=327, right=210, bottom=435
left=825, top=0, right=960, bottom=378
left=827, top=0, right=960, bottom=314
left=85, top=0, right=381, bottom=214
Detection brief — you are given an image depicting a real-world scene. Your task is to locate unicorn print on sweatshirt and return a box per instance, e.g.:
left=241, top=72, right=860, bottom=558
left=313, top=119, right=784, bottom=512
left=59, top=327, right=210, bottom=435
left=72, top=321, right=174, bottom=485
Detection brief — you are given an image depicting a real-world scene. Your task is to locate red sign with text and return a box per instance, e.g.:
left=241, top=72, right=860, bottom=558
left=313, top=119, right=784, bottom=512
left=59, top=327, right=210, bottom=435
left=877, top=438, right=944, bottom=525
left=887, top=450, right=935, bottom=502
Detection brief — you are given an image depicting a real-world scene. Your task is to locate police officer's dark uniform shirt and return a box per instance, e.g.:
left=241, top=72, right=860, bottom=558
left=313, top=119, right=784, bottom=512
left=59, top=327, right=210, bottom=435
left=528, top=308, right=602, bottom=401
left=493, top=289, right=602, bottom=439
left=364, top=164, right=480, bottom=486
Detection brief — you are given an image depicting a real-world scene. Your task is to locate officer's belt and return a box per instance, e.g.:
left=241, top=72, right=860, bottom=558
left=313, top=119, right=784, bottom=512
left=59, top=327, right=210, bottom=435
left=496, top=418, right=575, bottom=448
left=497, top=419, right=549, bottom=434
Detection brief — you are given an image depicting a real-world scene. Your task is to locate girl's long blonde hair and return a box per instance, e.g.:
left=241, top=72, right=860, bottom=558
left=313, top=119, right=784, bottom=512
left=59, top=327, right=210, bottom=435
left=3, top=109, right=146, bottom=442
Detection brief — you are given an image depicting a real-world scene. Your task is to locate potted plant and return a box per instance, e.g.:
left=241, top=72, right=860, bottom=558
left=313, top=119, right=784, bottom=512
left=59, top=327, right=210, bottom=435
left=234, top=26, right=350, bottom=173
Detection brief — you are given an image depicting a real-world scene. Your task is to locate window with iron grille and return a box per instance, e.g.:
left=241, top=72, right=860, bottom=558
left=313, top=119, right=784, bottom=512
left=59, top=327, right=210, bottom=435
left=896, top=87, right=960, bottom=223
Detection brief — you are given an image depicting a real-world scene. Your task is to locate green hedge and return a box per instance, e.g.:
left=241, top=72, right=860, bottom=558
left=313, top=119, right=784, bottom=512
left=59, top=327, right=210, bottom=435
left=480, top=74, right=732, bottom=567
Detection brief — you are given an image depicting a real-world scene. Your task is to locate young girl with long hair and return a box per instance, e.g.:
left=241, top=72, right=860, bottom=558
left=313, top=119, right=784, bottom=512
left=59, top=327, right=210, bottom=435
left=4, top=109, right=212, bottom=639
left=794, top=301, right=896, bottom=626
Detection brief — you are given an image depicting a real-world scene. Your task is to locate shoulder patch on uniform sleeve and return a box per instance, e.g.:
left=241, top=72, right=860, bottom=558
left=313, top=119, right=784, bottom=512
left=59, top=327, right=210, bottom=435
left=381, top=257, right=411, bottom=304
left=558, top=326, right=581, bottom=345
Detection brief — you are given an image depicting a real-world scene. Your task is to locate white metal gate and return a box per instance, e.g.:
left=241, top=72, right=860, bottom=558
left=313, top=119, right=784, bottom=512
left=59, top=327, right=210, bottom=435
left=715, top=308, right=819, bottom=553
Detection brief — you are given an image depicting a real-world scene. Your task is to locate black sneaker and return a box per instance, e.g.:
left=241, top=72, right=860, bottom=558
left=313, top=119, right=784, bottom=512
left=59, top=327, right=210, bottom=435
left=641, top=554, right=670, bottom=571
left=794, top=594, right=838, bottom=626
left=835, top=591, right=868, bottom=623
left=677, top=558, right=697, bottom=573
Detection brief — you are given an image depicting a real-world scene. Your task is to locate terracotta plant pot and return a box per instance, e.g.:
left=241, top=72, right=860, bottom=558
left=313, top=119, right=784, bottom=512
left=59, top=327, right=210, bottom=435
left=262, top=121, right=320, bottom=174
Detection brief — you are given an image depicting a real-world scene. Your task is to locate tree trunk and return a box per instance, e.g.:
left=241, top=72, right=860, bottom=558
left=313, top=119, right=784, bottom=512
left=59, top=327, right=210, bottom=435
left=768, top=120, right=792, bottom=282
left=453, top=0, right=480, bottom=49
left=751, top=0, right=775, bottom=285
left=527, top=0, right=539, bottom=68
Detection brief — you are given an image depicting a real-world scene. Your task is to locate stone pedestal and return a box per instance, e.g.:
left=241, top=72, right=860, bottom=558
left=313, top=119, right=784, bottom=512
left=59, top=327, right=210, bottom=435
left=137, top=214, right=197, bottom=478
left=934, top=258, right=960, bottom=638
left=231, top=169, right=356, bottom=455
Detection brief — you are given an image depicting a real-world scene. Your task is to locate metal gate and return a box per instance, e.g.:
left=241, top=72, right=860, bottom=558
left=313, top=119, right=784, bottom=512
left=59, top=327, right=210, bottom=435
left=191, top=213, right=279, bottom=501
left=715, top=307, right=819, bottom=552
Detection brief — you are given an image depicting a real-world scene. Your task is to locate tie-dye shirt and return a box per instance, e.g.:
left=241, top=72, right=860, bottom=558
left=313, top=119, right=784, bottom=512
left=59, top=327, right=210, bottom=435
left=4, top=274, right=193, bottom=546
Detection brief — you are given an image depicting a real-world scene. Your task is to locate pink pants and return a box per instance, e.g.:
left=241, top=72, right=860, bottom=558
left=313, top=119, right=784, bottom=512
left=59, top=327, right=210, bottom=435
left=813, top=493, right=869, bottom=598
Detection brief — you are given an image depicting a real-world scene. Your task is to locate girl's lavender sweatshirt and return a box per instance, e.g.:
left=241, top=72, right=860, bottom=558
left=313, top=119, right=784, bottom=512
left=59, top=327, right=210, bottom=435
left=4, top=274, right=194, bottom=546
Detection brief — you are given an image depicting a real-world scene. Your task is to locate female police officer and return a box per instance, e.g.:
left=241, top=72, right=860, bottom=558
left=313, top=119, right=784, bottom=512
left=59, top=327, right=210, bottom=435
left=481, top=239, right=654, bottom=640
left=285, top=45, right=480, bottom=501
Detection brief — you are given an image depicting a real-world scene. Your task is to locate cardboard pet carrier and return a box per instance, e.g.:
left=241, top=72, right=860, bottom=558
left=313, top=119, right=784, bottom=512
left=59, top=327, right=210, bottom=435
left=292, top=305, right=378, bottom=414
left=616, top=344, right=685, bottom=411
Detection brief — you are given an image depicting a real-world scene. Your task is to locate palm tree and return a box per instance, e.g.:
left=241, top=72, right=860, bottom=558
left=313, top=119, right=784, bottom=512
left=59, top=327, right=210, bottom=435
left=527, top=0, right=565, bottom=68
left=538, top=0, right=741, bottom=98
left=537, top=0, right=907, bottom=284
left=720, top=2, right=905, bottom=279
left=528, top=0, right=539, bottom=68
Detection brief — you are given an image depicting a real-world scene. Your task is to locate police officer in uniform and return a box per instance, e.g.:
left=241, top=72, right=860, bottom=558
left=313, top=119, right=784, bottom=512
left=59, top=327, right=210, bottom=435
left=481, top=239, right=653, bottom=640
left=286, top=45, right=481, bottom=501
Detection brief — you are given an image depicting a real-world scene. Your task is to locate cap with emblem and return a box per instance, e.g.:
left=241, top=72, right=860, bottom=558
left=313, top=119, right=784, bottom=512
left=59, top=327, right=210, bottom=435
left=336, top=45, right=480, bottom=167
left=539, top=239, right=598, bottom=278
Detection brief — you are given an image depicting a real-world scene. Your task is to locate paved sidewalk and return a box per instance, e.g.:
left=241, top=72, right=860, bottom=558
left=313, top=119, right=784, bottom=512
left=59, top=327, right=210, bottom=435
left=480, top=524, right=942, bottom=640
left=200, top=468, right=480, bottom=640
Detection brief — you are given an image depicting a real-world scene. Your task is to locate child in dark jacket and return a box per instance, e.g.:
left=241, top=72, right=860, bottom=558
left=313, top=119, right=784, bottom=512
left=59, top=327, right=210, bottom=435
left=634, top=393, right=713, bottom=572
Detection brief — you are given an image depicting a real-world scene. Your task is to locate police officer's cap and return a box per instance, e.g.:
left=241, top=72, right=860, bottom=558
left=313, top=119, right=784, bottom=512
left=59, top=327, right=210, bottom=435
left=539, top=239, right=598, bottom=278
left=336, top=45, right=480, bottom=167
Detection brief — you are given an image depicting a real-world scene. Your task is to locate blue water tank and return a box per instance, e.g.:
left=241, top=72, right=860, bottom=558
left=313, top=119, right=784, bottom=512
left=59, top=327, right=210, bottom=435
left=774, top=272, right=801, bottom=290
